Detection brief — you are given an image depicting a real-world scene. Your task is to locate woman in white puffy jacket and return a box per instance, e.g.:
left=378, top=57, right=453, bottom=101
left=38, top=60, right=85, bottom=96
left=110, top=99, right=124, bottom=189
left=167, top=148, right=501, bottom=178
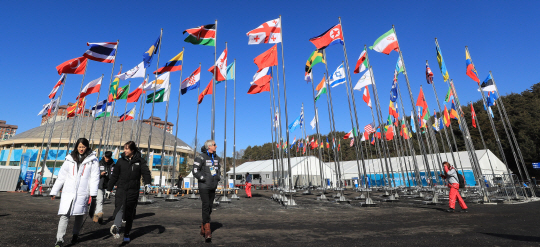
left=50, top=138, right=100, bottom=247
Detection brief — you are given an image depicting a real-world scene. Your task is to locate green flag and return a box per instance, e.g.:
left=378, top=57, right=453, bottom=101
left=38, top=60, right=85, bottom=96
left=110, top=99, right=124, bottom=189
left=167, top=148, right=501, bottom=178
left=305, top=49, right=325, bottom=73
left=116, top=85, right=130, bottom=100
left=146, top=83, right=170, bottom=103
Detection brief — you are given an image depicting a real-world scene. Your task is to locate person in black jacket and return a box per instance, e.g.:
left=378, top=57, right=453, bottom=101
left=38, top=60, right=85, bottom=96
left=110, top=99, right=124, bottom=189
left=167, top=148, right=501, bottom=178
left=94, top=151, right=114, bottom=223
left=193, top=140, right=221, bottom=242
left=107, top=141, right=152, bottom=243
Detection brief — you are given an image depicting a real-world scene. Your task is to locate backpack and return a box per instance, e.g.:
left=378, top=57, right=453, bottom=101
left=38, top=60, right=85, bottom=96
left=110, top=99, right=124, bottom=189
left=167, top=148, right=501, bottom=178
left=457, top=173, right=466, bottom=188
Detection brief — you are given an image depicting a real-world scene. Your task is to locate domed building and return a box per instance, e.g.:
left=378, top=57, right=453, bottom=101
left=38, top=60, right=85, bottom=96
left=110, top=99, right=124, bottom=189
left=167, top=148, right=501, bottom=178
left=0, top=116, right=193, bottom=185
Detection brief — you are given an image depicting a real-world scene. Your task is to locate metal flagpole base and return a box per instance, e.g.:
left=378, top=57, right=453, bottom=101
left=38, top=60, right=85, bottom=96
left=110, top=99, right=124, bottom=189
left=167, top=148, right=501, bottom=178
left=360, top=197, right=378, bottom=207
left=423, top=192, right=440, bottom=205
left=382, top=190, right=391, bottom=197
left=317, top=193, right=328, bottom=200
left=336, top=195, right=350, bottom=204
left=231, top=193, right=240, bottom=199
left=154, top=188, right=165, bottom=198
left=32, top=189, right=44, bottom=197
left=354, top=193, right=366, bottom=200
left=394, top=192, right=400, bottom=198
left=138, top=195, right=154, bottom=205
left=302, top=190, right=313, bottom=195
left=188, top=188, right=200, bottom=199
left=382, top=194, right=399, bottom=202
left=165, top=194, right=179, bottom=202
left=220, top=194, right=231, bottom=203
left=283, top=194, right=297, bottom=207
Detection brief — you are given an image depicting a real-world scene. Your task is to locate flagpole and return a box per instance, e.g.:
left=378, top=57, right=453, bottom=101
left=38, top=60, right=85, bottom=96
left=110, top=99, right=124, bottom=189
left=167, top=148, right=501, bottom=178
left=309, top=75, right=327, bottom=192
left=103, top=100, right=116, bottom=151
left=306, top=82, right=326, bottom=189
left=427, top=61, right=458, bottom=168
left=300, top=104, right=312, bottom=193
left=232, top=59, right=240, bottom=198
left=470, top=102, right=496, bottom=177
left=192, top=69, right=202, bottom=166
left=35, top=98, right=54, bottom=176
left=66, top=64, right=89, bottom=155
left=364, top=52, right=397, bottom=192
left=391, top=27, right=440, bottom=191
left=489, top=71, right=534, bottom=195
left=221, top=42, right=230, bottom=202
left=88, top=74, right=105, bottom=146
left=96, top=40, right=120, bottom=158
left=212, top=19, right=217, bottom=140
left=273, top=65, right=285, bottom=189
left=50, top=110, right=68, bottom=181
left=170, top=47, right=185, bottom=198
left=158, top=71, right=172, bottom=196
left=146, top=29, right=163, bottom=165
left=320, top=52, right=343, bottom=193
left=394, top=76, right=422, bottom=187
left=278, top=15, right=294, bottom=202
left=136, top=76, right=149, bottom=146
left=268, top=68, right=277, bottom=189
left=338, top=17, right=371, bottom=195
left=466, top=47, right=515, bottom=198
left=449, top=79, right=487, bottom=194
left=40, top=79, right=67, bottom=182
left=271, top=66, right=283, bottom=188
left=118, top=80, right=131, bottom=150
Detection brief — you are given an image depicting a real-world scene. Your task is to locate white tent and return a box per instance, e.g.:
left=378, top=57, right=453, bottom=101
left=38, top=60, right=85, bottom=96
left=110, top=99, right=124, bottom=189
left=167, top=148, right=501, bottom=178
left=227, top=156, right=334, bottom=187
left=336, top=149, right=509, bottom=187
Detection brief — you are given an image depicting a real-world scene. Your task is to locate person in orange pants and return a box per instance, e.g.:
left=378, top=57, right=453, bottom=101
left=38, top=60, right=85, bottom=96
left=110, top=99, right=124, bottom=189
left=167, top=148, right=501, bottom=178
left=245, top=173, right=252, bottom=198
left=440, top=161, right=468, bottom=213
left=31, top=172, right=43, bottom=195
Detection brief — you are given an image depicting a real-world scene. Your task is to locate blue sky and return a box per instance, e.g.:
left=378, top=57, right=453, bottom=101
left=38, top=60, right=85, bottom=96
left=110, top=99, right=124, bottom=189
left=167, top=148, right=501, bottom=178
left=2, top=1, right=539, bottom=157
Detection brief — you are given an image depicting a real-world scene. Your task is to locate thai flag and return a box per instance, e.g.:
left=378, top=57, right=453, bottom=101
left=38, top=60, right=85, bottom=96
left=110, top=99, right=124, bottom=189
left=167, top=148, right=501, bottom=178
left=83, top=42, right=118, bottom=63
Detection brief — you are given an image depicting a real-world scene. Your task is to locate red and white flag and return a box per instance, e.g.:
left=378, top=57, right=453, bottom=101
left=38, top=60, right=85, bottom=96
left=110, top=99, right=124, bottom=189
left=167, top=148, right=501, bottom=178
left=208, top=48, right=227, bottom=81
left=354, top=49, right=367, bottom=74
left=363, top=86, right=372, bottom=108
left=49, top=74, right=65, bottom=99
left=247, top=18, right=282, bottom=44
left=247, top=67, right=272, bottom=94
left=127, top=79, right=146, bottom=103
left=77, top=76, right=102, bottom=99
left=56, top=57, right=88, bottom=75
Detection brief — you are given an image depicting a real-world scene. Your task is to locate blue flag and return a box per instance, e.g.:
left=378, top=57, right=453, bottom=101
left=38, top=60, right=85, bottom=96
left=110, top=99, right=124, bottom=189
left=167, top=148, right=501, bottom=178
left=390, top=80, right=398, bottom=102
left=288, top=115, right=302, bottom=132
left=226, top=62, right=235, bottom=80
left=143, top=36, right=161, bottom=68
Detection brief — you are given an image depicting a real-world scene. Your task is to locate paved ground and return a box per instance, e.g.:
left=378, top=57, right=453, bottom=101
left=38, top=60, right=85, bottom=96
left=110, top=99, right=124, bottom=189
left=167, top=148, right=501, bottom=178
left=1, top=189, right=540, bottom=246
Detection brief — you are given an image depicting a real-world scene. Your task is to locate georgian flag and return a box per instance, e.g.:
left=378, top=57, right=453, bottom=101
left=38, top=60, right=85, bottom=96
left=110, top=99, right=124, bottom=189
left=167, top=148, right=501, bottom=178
left=247, top=18, right=282, bottom=44
left=49, top=74, right=65, bottom=99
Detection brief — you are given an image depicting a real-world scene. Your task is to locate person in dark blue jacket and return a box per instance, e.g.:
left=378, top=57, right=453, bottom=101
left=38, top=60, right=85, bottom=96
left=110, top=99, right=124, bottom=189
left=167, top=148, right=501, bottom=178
left=192, top=140, right=221, bottom=242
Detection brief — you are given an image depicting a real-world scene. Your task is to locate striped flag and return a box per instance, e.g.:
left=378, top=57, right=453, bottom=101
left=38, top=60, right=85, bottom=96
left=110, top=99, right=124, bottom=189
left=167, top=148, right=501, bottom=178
left=83, top=42, right=118, bottom=63
left=118, top=106, right=136, bottom=122
left=49, top=74, right=65, bottom=99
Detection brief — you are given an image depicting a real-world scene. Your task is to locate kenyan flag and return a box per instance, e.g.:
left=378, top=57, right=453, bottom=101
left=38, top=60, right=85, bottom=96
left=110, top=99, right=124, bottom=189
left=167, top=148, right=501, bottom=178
left=183, top=24, right=216, bottom=46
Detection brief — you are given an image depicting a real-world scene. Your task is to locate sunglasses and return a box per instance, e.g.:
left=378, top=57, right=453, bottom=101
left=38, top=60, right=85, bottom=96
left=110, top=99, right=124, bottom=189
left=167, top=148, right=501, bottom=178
left=212, top=143, right=217, bottom=146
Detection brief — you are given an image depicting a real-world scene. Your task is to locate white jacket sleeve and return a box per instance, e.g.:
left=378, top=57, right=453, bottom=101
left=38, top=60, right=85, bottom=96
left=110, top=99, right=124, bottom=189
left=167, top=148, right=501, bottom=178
left=50, top=161, right=69, bottom=196
left=88, top=159, right=100, bottom=197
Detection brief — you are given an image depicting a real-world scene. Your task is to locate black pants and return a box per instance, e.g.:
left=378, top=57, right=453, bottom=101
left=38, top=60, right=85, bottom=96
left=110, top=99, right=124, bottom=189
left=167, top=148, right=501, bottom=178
left=199, top=188, right=216, bottom=224
left=114, top=189, right=139, bottom=236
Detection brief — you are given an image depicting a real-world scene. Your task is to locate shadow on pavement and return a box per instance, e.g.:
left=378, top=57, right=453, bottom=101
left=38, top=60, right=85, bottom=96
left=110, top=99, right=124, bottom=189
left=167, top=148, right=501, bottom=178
left=210, top=222, right=223, bottom=233
left=481, top=233, right=540, bottom=242
left=134, top=212, right=155, bottom=220
left=130, top=224, right=166, bottom=240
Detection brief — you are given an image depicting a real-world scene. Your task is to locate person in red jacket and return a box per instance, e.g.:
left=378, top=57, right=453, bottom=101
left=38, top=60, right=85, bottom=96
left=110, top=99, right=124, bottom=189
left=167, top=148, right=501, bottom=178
left=440, top=161, right=468, bottom=213
left=245, top=172, right=252, bottom=198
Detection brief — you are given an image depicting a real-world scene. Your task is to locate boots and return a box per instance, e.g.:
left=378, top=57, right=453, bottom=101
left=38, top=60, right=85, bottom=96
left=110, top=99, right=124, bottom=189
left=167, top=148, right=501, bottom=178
left=204, top=223, right=211, bottom=241
left=93, top=214, right=99, bottom=223
left=200, top=223, right=205, bottom=236
left=97, top=212, right=104, bottom=224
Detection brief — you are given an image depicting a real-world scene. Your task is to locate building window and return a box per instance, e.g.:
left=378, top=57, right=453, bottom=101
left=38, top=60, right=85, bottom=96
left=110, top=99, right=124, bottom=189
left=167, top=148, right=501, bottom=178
left=266, top=174, right=270, bottom=179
